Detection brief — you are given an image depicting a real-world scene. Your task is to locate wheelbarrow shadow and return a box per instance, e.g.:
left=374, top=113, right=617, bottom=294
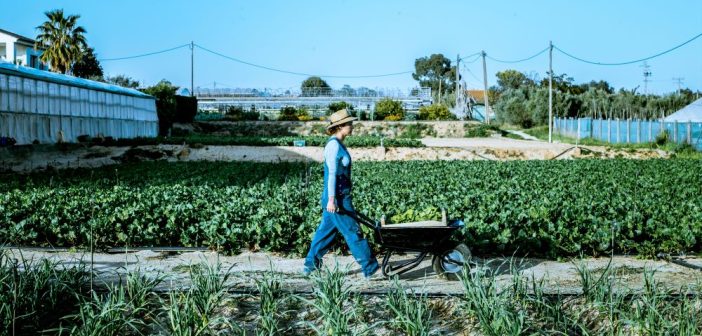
left=345, top=254, right=547, bottom=280
left=471, top=256, right=547, bottom=277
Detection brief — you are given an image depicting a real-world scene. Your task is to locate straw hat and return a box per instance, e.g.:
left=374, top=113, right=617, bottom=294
left=326, top=109, right=357, bottom=130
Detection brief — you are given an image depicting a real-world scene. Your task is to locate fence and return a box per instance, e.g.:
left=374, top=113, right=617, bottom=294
left=554, top=117, right=702, bottom=150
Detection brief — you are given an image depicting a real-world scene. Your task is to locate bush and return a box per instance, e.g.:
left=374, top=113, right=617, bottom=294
left=295, top=107, right=311, bottom=121
left=225, top=106, right=259, bottom=121
left=277, top=106, right=310, bottom=121
left=374, top=98, right=404, bottom=121
left=465, top=124, right=504, bottom=137
left=327, top=101, right=354, bottom=116
left=494, top=88, right=533, bottom=128
left=194, top=112, right=225, bottom=121
left=398, top=123, right=433, bottom=138
left=418, top=104, right=456, bottom=120
left=403, top=113, right=417, bottom=121
left=655, top=130, right=668, bottom=145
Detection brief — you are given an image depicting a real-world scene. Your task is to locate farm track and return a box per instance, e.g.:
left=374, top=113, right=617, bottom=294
left=5, top=248, right=701, bottom=297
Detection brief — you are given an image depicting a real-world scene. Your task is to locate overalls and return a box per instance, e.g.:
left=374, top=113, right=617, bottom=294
left=303, top=137, right=379, bottom=277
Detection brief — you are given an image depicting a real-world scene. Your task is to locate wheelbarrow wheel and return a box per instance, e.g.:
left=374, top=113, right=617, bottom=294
left=432, top=243, right=471, bottom=280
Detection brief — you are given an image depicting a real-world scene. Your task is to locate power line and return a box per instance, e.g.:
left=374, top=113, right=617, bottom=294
left=460, top=53, right=482, bottom=64
left=485, top=46, right=550, bottom=63
left=553, top=32, right=702, bottom=66
left=461, top=63, right=483, bottom=86
left=100, top=43, right=191, bottom=61
left=459, top=52, right=481, bottom=62
left=195, top=43, right=414, bottom=78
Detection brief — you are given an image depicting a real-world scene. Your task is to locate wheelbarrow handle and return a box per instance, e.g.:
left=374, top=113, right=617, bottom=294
left=336, top=206, right=378, bottom=231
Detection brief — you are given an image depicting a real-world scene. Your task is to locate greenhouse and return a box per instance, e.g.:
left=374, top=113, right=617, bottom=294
left=0, top=62, right=157, bottom=144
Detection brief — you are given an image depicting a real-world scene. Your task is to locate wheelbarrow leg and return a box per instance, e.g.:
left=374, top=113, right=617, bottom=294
left=381, top=250, right=393, bottom=277
left=381, top=250, right=428, bottom=277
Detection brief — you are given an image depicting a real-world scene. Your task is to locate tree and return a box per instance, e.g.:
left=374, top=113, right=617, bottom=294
left=301, top=76, right=331, bottom=96
left=374, top=98, right=404, bottom=121
left=580, top=80, right=614, bottom=94
left=141, top=80, right=178, bottom=135
left=339, top=84, right=355, bottom=96
left=412, top=54, right=457, bottom=95
left=35, top=9, right=88, bottom=74
left=106, top=75, right=140, bottom=89
left=356, top=87, right=377, bottom=97
left=495, top=70, right=534, bottom=91
left=493, top=88, right=532, bottom=127
left=71, top=47, right=103, bottom=79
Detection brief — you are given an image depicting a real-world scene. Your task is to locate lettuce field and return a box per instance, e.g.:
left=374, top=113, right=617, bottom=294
left=1, top=159, right=700, bottom=257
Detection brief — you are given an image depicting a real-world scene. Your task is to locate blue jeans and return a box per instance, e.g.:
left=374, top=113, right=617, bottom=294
left=304, top=196, right=379, bottom=277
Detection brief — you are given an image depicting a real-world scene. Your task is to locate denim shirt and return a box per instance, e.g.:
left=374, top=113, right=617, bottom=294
left=321, top=136, right=352, bottom=208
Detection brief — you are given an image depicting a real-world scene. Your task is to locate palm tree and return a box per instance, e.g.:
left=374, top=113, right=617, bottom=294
left=35, top=9, right=88, bottom=74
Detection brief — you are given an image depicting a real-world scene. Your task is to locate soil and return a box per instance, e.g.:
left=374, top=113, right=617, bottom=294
left=5, top=249, right=700, bottom=296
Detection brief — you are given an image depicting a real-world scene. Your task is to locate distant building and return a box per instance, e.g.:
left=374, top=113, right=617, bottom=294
left=465, top=89, right=486, bottom=105
left=0, top=28, right=48, bottom=70
left=465, top=89, right=493, bottom=122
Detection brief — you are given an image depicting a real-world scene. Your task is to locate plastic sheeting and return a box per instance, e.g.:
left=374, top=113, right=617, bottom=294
left=0, top=64, right=157, bottom=144
left=664, top=97, right=702, bottom=122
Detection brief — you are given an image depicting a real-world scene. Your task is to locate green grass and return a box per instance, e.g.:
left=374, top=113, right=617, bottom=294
left=464, top=124, right=508, bottom=138
left=523, top=125, right=702, bottom=157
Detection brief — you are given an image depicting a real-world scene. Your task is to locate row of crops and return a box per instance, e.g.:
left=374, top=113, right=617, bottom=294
left=1, top=159, right=701, bottom=257
left=4, top=255, right=702, bottom=335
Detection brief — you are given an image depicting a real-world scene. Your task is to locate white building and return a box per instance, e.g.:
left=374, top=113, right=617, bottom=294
left=0, top=28, right=48, bottom=70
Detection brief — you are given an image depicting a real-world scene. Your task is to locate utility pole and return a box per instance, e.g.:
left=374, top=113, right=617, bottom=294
left=455, top=54, right=460, bottom=110
left=548, top=41, right=553, bottom=143
left=641, top=61, right=652, bottom=95
left=190, top=41, right=194, bottom=97
left=481, top=51, right=490, bottom=124
left=672, top=77, right=684, bottom=94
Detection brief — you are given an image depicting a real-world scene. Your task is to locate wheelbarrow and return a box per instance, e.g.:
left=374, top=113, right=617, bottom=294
left=340, top=207, right=472, bottom=280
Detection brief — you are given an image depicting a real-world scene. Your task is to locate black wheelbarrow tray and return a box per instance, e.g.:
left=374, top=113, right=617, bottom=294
left=342, top=208, right=472, bottom=280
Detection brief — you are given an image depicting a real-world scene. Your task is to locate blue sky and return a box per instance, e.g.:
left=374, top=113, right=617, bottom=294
left=2, top=0, right=701, bottom=94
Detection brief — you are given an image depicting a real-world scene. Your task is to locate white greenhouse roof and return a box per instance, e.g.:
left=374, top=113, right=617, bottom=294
left=0, top=62, right=154, bottom=99
left=664, top=97, right=702, bottom=122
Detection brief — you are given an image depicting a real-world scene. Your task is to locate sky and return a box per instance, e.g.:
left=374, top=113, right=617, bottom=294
left=2, top=0, right=701, bottom=95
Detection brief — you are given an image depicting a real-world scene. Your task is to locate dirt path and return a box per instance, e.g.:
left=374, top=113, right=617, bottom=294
left=420, top=137, right=569, bottom=150
left=6, top=249, right=700, bottom=295
left=503, top=129, right=541, bottom=141
left=1, top=138, right=669, bottom=173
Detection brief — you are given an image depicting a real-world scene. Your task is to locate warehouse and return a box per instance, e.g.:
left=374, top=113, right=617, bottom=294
left=0, top=62, right=157, bottom=145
